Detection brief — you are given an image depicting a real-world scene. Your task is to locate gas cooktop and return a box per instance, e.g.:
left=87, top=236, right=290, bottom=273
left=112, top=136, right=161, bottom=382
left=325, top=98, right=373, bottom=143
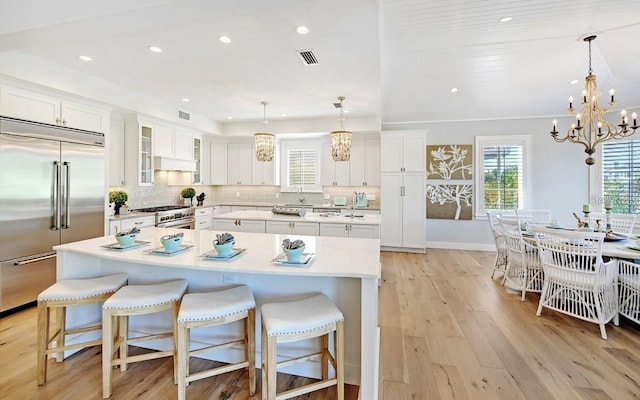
left=136, top=205, right=191, bottom=213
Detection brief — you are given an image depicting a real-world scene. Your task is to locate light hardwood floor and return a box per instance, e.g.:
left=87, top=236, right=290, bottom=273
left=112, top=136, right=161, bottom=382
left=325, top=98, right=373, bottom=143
left=2, top=249, right=640, bottom=399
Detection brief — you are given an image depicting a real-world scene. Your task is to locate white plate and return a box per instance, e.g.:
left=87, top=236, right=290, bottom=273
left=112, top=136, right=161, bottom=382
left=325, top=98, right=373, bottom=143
left=101, top=240, right=150, bottom=250
left=145, top=244, right=194, bottom=256
left=272, top=252, right=315, bottom=266
left=625, top=245, right=640, bottom=252
left=201, top=248, right=246, bottom=261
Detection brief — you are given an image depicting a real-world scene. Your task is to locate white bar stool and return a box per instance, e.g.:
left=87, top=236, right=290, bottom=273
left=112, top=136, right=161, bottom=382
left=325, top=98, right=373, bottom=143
left=261, top=294, right=344, bottom=400
left=101, top=279, right=188, bottom=399
left=176, top=285, right=256, bottom=400
left=37, top=273, right=128, bottom=385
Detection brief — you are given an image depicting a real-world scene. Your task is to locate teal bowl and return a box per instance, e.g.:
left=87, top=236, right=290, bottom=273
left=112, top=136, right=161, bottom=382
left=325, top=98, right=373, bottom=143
left=283, top=246, right=305, bottom=263
left=214, top=241, right=235, bottom=256
left=161, top=235, right=183, bottom=251
left=115, top=233, right=137, bottom=247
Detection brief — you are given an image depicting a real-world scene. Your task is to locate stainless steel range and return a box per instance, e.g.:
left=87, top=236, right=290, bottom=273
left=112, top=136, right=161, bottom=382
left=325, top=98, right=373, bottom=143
left=136, top=205, right=195, bottom=229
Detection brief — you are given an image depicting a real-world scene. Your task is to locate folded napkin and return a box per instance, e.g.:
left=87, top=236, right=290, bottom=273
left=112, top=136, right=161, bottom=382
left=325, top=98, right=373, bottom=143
left=116, top=226, right=140, bottom=237
left=214, top=232, right=235, bottom=245
left=282, top=238, right=305, bottom=250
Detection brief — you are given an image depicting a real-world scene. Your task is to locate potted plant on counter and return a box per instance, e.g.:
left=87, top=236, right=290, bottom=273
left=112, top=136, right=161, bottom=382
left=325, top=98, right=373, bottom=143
left=181, top=187, right=196, bottom=206
left=109, top=189, right=129, bottom=215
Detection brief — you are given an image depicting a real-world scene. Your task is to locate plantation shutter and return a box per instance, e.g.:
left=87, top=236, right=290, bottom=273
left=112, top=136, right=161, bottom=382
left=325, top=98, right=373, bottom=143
left=482, top=145, right=524, bottom=210
left=602, top=140, right=640, bottom=214
left=288, top=149, right=317, bottom=187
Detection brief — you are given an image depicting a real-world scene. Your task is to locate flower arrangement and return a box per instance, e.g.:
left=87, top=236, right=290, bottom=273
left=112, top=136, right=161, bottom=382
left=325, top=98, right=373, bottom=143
left=181, top=187, right=196, bottom=206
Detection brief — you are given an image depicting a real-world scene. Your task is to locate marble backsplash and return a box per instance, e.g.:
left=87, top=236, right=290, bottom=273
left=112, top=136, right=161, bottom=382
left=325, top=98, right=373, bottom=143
left=110, top=175, right=379, bottom=210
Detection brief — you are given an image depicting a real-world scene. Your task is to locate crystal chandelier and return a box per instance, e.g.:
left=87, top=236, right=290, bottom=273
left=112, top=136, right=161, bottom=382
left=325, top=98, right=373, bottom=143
left=330, top=96, right=352, bottom=161
left=254, top=101, right=275, bottom=162
left=550, top=35, right=638, bottom=165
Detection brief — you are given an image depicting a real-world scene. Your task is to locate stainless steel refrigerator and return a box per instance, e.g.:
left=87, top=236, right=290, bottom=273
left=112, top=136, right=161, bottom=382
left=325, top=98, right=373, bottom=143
left=0, top=116, right=105, bottom=313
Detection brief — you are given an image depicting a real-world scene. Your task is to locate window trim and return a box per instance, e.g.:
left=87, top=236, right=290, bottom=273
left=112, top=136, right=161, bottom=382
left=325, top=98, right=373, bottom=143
left=279, top=139, right=322, bottom=193
left=474, top=135, right=533, bottom=219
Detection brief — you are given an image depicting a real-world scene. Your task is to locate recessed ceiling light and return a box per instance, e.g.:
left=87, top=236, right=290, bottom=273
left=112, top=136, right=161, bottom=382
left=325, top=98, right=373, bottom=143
left=344, top=110, right=349, bottom=114
left=569, top=79, right=579, bottom=85
left=78, top=55, right=92, bottom=62
left=499, top=16, right=513, bottom=22
left=181, top=98, right=190, bottom=102
left=280, top=113, right=287, bottom=117
left=227, top=116, right=233, bottom=120
left=296, top=26, right=309, bottom=35
left=450, top=87, right=459, bottom=93
left=219, top=36, right=231, bottom=44
left=148, top=46, right=162, bottom=53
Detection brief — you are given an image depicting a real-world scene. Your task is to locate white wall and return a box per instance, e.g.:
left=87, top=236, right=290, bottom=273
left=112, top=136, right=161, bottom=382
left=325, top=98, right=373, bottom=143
left=390, top=115, right=591, bottom=249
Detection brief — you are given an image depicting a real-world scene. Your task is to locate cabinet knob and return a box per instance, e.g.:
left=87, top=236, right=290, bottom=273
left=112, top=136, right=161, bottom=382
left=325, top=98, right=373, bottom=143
left=62, top=119, right=67, bottom=126
left=56, top=117, right=61, bottom=125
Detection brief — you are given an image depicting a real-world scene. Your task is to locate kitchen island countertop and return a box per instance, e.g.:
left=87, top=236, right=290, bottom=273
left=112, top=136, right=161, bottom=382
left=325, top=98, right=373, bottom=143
left=212, top=210, right=381, bottom=225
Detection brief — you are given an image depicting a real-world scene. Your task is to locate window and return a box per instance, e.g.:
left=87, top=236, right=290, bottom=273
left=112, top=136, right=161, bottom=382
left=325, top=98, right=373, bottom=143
left=601, top=140, right=640, bottom=213
left=280, top=140, right=322, bottom=192
left=475, top=135, right=532, bottom=218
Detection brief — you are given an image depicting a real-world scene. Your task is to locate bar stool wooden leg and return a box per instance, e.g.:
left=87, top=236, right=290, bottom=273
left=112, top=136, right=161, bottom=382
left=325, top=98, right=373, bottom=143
left=55, top=306, right=65, bottom=362
left=172, top=301, right=180, bottom=384
left=267, top=335, right=277, bottom=400
left=247, top=308, right=256, bottom=396
left=37, top=301, right=49, bottom=385
left=119, top=315, right=128, bottom=372
left=261, top=321, right=268, bottom=400
left=321, top=333, right=329, bottom=380
left=177, top=320, right=188, bottom=400
left=102, top=309, right=114, bottom=399
left=336, top=320, right=344, bottom=400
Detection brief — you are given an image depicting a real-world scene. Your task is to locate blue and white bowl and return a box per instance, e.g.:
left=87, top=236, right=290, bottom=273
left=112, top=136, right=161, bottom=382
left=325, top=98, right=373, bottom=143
left=161, top=235, right=183, bottom=251
left=214, top=240, right=235, bottom=256
left=115, top=233, right=138, bottom=247
left=283, top=246, right=305, bottom=263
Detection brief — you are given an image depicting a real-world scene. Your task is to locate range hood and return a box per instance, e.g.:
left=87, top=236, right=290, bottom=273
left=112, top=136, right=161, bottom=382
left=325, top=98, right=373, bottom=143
left=154, top=156, right=196, bottom=172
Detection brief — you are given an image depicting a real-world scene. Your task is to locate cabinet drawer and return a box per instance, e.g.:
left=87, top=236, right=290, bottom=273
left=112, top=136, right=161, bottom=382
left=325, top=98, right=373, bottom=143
left=195, top=207, right=213, bottom=217
left=195, top=217, right=212, bottom=230
left=121, top=216, right=155, bottom=231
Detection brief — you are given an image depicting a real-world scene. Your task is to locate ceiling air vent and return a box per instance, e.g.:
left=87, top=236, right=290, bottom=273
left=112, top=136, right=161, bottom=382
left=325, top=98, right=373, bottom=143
left=297, top=49, right=319, bottom=66
left=178, top=110, right=191, bottom=122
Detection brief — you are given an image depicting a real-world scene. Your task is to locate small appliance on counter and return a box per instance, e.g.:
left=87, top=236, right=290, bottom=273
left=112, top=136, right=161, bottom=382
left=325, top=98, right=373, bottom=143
left=355, top=192, right=368, bottom=207
left=333, top=197, right=347, bottom=206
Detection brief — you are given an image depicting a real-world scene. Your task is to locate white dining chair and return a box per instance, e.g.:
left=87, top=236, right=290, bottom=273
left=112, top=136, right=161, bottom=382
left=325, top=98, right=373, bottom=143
left=498, top=217, right=544, bottom=301
left=516, top=209, right=552, bottom=226
left=487, top=210, right=515, bottom=280
left=532, top=226, right=619, bottom=339
left=586, top=213, right=636, bottom=236
left=618, top=260, right=640, bottom=326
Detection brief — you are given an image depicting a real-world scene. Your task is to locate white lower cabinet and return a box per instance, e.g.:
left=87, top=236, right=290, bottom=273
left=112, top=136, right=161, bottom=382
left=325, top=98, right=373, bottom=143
left=265, top=221, right=320, bottom=236
left=212, top=219, right=265, bottom=233
left=319, top=223, right=380, bottom=239
left=109, top=215, right=156, bottom=235
left=230, top=206, right=257, bottom=212
left=195, top=207, right=213, bottom=230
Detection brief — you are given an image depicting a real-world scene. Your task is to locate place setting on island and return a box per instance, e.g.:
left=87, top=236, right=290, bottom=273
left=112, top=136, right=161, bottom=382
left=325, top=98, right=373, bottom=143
left=200, top=232, right=246, bottom=261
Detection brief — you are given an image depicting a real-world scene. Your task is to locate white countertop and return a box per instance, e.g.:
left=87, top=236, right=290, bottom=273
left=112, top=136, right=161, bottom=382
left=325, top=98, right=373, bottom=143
left=212, top=210, right=381, bottom=225
left=54, top=228, right=381, bottom=279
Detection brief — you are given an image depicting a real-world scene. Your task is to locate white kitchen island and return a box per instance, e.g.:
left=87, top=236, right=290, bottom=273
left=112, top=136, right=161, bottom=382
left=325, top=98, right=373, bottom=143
left=54, top=228, right=380, bottom=400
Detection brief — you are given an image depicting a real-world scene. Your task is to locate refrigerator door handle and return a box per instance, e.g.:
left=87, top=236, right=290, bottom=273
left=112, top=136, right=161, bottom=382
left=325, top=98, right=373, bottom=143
left=63, top=161, right=71, bottom=229
left=53, top=161, right=61, bottom=230
left=13, top=252, right=57, bottom=266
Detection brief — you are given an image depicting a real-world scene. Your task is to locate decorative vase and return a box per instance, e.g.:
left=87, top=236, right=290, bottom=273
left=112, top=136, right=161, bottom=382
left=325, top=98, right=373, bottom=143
left=114, top=203, right=123, bottom=215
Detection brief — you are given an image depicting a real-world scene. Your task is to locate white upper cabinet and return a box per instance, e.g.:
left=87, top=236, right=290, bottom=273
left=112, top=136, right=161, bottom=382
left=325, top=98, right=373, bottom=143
left=108, top=118, right=125, bottom=187
left=174, top=130, right=192, bottom=160
left=0, top=86, right=108, bottom=132
left=321, top=141, right=350, bottom=186
left=380, top=132, right=426, bottom=172
left=153, top=126, right=194, bottom=161
left=227, top=143, right=252, bottom=185
left=124, top=115, right=155, bottom=186
left=153, top=125, right=173, bottom=157
left=251, top=142, right=277, bottom=185
left=210, top=142, right=227, bottom=185
left=350, top=138, right=380, bottom=186
left=192, top=134, right=203, bottom=185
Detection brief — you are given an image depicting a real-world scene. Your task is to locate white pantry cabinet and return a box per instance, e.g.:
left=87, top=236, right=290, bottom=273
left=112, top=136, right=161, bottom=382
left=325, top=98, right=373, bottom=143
left=266, top=221, right=320, bottom=236
left=227, top=143, right=253, bottom=185
left=350, top=139, right=381, bottom=186
left=0, top=86, right=108, bottom=132
left=380, top=172, right=425, bottom=250
left=380, top=132, right=426, bottom=172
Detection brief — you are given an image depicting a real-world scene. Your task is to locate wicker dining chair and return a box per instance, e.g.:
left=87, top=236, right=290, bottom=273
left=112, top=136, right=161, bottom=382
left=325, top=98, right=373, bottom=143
left=515, top=209, right=552, bottom=226
left=618, top=260, right=640, bottom=326
left=487, top=210, right=515, bottom=280
left=586, top=213, right=636, bottom=236
left=498, top=217, right=544, bottom=301
left=531, top=226, right=618, bottom=339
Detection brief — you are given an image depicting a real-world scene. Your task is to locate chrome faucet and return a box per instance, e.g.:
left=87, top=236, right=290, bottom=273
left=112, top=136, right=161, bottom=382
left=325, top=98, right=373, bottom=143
left=350, top=191, right=357, bottom=216
left=298, top=187, right=305, bottom=204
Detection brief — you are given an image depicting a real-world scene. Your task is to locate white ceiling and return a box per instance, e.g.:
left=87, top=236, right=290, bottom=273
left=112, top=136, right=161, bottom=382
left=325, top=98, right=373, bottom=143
left=0, top=0, right=639, bottom=128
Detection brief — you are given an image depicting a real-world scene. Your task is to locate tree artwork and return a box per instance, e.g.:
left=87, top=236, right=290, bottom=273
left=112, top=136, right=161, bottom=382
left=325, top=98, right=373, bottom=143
left=426, top=144, right=473, bottom=220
